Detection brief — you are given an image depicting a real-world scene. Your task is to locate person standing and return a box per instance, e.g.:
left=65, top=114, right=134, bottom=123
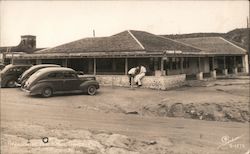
left=134, top=65, right=146, bottom=87
left=128, top=67, right=139, bottom=85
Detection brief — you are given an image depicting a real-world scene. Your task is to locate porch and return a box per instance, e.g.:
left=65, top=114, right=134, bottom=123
left=29, top=54, right=248, bottom=80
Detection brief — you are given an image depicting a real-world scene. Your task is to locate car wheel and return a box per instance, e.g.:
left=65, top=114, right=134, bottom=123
left=42, top=87, right=53, bottom=97
left=87, top=85, right=96, bottom=95
left=7, top=80, right=16, bottom=88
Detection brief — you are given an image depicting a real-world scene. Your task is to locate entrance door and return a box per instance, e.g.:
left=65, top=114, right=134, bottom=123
left=62, top=72, right=81, bottom=91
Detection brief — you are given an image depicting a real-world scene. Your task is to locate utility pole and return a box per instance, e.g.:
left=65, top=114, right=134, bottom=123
left=93, top=30, right=95, bottom=37
left=247, top=17, right=249, bottom=28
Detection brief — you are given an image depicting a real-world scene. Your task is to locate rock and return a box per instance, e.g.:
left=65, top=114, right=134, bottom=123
left=67, top=139, right=105, bottom=153
left=142, top=103, right=168, bottom=117
left=241, top=110, right=250, bottom=122
left=142, top=140, right=157, bottom=145
left=126, top=111, right=139, bottom=115
left=223, top=107, right=244, bottom=122
left=142, top=102, right=248, bottom=122
left=168, top=103, right=184, bottom=117
left=106, top=134, right=134, bottom=149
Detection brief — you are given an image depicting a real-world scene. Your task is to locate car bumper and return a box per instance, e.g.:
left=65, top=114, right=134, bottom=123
left=21, top=87, right=42, bottom=96
left=15, top=82, right=21, bottom=87
left=21, top=87, right=31, bottom=93
left=21, top=87, right=37, bottom=96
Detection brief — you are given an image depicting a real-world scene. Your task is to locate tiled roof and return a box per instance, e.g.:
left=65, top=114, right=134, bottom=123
left=35, top=30, right=201, bottom=54
left=36, top=31, right=143, bottom=53
left=130, top=30, right=201, bottom=52
left=177, top=37, right=247, bottom=55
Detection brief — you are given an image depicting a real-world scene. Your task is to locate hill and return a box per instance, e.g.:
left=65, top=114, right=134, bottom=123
left=162, top=28, right=249, bottom=50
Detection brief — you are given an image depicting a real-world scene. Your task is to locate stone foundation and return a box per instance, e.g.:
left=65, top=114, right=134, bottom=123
left=96, top=74, right=186, bottom=90
left=210, top=70, right=216, bottom=78
left=222, top=69, right=228, bottom=76
left=233, top=67, right=238, bottom=74
left=196, top=72, right=203, bottom=80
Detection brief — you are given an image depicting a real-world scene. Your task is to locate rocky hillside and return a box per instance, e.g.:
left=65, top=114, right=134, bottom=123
left=162, top=28, right=249, bottom=50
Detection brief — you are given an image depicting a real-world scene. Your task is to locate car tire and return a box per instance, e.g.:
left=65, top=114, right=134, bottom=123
left=87, top=85, right=97, bottom=95
left=42, top=87, right=53, bottom=97
left=7, top=79, right=16, bottom=88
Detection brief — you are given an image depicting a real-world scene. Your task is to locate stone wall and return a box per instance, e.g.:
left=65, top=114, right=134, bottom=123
left=96, top=74, right=186, bottom=90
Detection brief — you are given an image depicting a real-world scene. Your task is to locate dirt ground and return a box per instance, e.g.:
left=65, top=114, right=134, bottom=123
left=1, top=77, right=249, bottom=154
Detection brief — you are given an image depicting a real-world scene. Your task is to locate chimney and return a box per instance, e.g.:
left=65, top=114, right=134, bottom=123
left=20, top=35, right=36, bottom=49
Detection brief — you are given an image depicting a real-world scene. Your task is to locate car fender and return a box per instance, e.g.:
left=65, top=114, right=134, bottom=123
left=79, top=80, right=99, bottom=91
left=30, top=82, right=54, bottom=95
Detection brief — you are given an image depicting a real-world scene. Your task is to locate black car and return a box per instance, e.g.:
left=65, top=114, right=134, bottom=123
left=22, top=67, right=100, bottom=97
left=17, top=64, right=60, bottom=87
left=0, top=64, right=31, bottom=88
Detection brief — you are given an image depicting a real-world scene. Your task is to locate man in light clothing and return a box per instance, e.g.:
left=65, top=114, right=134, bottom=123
left=128, top=67, right=139, bottom=85
left=134, top=65, right=146, bottom=87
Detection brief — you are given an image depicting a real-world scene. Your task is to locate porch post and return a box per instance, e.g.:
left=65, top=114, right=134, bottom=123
left=112, top=59, right=116, bottom=71
left=233, top=56, right=238, bottom=74
left=88, top=59, right=93, bottom=73
left=222, top=56, right=228, bottom=75
left=223, top=56, right=226, bottom=69
left=93, top=58, right=96, bottom=75
left=153, top=58, right=158, bottom=71
left=196, top=57, right=203, bottom=80
left=161, top=57, right=164, bottom=76
left=212, top=57, right=215, bottom=70
left=198, top=57, right=201, bottom=72
left=242, top=54, right=249, bottom=73
left=180, top=57, right=184, bottom=74
left=210, top=57, right=216, bottom=78
left=170, top=57, right=173, bottom=70
left=125, top=58, right=128, bottom=75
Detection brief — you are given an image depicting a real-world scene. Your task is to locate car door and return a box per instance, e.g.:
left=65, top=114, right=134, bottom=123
left=46, top=72, right=64, bottom=91
left=62, top=72, right=81, bottom=91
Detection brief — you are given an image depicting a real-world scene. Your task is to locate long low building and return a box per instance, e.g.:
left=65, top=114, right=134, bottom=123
left=1, top=30, right=249, bottom=89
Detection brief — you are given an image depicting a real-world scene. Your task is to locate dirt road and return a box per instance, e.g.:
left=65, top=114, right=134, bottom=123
left=1, top=78, right=249, bottom=154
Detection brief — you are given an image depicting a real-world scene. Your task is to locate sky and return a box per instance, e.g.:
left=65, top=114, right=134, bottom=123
left=0, top=1, right=249, bottom=48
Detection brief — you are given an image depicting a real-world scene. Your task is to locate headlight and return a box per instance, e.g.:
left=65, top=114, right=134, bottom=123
left=25, top=81, right=29, bottom=87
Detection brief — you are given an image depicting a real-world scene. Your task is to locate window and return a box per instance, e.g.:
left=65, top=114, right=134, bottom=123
left=48, top=72, right=63, bottom=78
left=64, top=72, right=77, bottom=78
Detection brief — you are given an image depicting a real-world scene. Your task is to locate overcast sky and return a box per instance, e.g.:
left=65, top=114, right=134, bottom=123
left=0, top=1, right=249, bottom=48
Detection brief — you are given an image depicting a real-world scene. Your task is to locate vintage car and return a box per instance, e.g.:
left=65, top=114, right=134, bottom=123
left=17, top=64, right=60, bottom=87
left=0, top=64, right=31, bottom=88
left=22, top=67, right=100, bottom=97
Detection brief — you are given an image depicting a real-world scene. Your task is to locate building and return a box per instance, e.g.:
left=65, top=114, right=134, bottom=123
left=2, top=30, right=249, bottom=89
left=0, top=35, right=44, bottom=64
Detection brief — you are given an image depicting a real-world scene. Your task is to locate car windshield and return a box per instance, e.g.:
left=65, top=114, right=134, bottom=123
left=20, top=65, right=59, bottom=79
left=0, top=65, right=13, bottom=74
left=20, top=67, right=34, bottom=78
left=27, top=70, right=42, bottom=83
